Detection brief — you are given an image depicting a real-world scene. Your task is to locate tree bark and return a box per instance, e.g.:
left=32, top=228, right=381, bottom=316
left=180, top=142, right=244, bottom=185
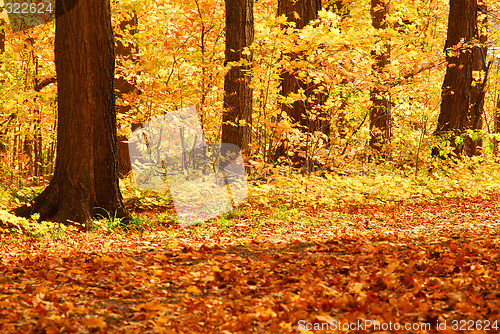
left=0, top=19, right=6, bottom=155
left=278, top=0, right=327, bottom=131
left=0, top=19, right=5, bottom=54
left=221, top=0, right=254, bottom=157
left=114, top=11, right=141, bottom=177
left=327, top=1, right=350, bottom=141
left=493, top=96, right=500, bottom=156
left=13, top=0, right=131, bottom=227
left=369, top=0, right=391, bottom=156
left=434, top=0, right=488, bottom=157
left=274, top=0, right=329, bottom=163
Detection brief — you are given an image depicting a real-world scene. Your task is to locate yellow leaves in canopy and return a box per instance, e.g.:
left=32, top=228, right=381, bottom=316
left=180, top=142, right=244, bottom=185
left=297, top=70, right=307, bottom=78
left=241, top=47, right=252, bottom=57
left=472, top=70, right=485, bottom=83
left=378, top=27, right=398, bottom=39
left=318, top=9, right=339, bottom=23
left=276, top=14, right=288, bottom=26
left=454, top=41, right=464, bottom=50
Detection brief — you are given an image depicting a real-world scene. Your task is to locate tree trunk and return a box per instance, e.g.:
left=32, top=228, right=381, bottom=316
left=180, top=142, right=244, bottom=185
left=33, top=107, right=43, bottom=178
left=221, top=0, right=254, bottom=157
left=493, top=96, right=500, bottom=156
left=13, top=0, right=131, bottom=227
left=328, top=1, right=350, bottom=142
left=114, top=11, right=141, bottom=177
left=274, top=0, right=329, bottom=163
left=0, top=19, right=5, bottom=54
left=434, top=0, right=488, bottom=157
left=0, top=19, right=6, bottom=156
left=277, top=0, right=327, bottom=130
left=369, top=0, right=391, bottom=156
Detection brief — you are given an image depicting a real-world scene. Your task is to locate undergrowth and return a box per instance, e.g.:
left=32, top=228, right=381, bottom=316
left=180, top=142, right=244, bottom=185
left=247, top=158, right=500, bottom=210
left=0, top=158, right=499, bottom=237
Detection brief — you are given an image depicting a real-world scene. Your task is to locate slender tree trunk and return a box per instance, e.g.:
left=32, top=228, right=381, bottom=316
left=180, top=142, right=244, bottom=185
left=434, top=0, right=488, bottom=157
left=369, top=0, right=391, bottom=156
left=329, top=1, right=350, bottom=142
left=493, top=96, right=500, bottom=156
left=13, top=0, right=131, bottom=227
left=23, top=134, right=33, bottom=176
left=114, top=11, right=141, bottom=177
left=33, top=107, right=42, bottom=178
left=0, top=19, right=6, bottom=156
left=221, top=0, right=254, bottom=156
left=0, top=19, right=5, bottom=54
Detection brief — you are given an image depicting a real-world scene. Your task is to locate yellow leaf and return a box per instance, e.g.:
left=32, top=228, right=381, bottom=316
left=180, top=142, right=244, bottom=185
left=156, top=315, right=170, bottom=325
left=136, top=300, right=167, bottom=312
left=386, top=259, right=400, bottom=273
left=280, top=322, right=292, bottom=330
left=84, top=316, right=105, bottom=329
left=316, top=314, right=335, bottom=323
left=186, top=286, right=201, bottom=294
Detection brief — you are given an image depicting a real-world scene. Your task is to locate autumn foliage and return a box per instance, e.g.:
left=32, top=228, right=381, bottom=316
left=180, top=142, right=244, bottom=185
left=1, top=0, right=500, bottom=332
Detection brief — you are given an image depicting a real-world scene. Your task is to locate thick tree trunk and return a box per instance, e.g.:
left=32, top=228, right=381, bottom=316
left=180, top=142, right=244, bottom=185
left=434, top=0, right=488, bottom=157
left=274, top=0, right=329, bottom=163
left=369, top=0, right=391, bottom=155
left=278, top=0, right=321, bottom=30
left=13, top=0, right=131, bottom=227
left=277, top=0, right=327, bottom=131
left=221, top=0, right=254, bottom=156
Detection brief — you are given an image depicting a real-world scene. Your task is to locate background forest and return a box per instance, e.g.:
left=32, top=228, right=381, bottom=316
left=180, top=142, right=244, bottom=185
left=0, top=0, right=498, bottom=227
left=0, top=0, right=499, bottom=189
left=1, top=1, right=500, bottom=333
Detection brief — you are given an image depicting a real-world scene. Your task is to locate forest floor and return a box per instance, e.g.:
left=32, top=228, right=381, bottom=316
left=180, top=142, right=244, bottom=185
left=0, top=163, right=500, bottom=333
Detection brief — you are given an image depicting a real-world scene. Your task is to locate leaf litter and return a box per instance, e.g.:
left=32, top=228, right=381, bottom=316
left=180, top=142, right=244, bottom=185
left=0, top=194, right=499, bottom=333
